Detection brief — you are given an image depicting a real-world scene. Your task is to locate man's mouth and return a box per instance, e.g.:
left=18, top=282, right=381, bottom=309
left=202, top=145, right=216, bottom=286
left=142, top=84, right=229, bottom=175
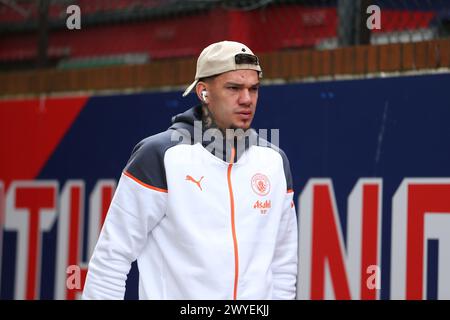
left=236, top=110, right=252, bottom=120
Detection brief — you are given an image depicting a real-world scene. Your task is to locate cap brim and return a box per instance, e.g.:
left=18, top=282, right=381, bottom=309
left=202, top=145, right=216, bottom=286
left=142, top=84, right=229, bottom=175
left=182, top=79, right=198, bottom=97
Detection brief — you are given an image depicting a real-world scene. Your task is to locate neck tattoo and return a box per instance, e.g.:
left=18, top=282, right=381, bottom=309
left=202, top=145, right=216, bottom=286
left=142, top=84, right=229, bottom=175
left=202, top=104, right=224, bottom=135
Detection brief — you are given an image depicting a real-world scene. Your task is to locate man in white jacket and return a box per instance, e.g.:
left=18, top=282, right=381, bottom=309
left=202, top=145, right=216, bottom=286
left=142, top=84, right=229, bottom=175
left=82, top=40, right=298, bottom=300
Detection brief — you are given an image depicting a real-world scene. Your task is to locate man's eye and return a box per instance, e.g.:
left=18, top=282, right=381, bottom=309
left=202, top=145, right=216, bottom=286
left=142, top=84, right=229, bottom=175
left=228, top=87, right=239, bottom=91
left=251, top=87, right=259, bottom=92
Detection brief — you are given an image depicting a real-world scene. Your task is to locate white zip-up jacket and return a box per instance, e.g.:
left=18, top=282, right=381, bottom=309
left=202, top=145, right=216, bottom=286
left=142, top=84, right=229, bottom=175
left=82, top=106, right=298, bottom=300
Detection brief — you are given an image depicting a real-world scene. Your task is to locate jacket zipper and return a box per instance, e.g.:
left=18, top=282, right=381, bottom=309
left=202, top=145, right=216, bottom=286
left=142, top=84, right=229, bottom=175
left=227, top=147, right=239, bottom=300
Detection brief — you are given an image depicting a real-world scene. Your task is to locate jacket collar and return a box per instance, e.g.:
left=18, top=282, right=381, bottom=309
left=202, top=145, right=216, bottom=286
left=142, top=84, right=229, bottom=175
left=169, top=105, right=259, bottom=163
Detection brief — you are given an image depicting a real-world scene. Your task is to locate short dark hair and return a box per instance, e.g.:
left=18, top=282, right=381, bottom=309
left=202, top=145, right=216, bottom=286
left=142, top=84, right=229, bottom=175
left=198, top=75, right=217, bottom=83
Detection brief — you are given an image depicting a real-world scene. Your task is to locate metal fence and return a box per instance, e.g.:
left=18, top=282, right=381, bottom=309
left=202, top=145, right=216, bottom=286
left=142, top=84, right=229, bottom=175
left=0, top=0, right=449, bottom=70
left=336, top=0, right=450, bottom=47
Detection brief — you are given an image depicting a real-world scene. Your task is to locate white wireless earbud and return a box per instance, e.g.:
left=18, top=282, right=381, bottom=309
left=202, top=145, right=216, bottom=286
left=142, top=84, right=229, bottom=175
left=201, top=90, right=208, bottom=103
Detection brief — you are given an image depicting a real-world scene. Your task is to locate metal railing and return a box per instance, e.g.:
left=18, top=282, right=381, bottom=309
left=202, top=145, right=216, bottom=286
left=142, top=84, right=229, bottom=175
left=0, top=0, right=449, bottom=70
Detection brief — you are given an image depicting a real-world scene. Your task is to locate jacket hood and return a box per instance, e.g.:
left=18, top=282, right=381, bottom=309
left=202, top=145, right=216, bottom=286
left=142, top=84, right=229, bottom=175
left=169, top=105, right=260, bottom=162
left=170, top=105, right=203, bottom=129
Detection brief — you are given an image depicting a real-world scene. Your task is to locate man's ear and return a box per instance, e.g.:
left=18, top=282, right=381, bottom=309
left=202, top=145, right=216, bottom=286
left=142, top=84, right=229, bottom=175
left=196, top=82, right=208, bottom=103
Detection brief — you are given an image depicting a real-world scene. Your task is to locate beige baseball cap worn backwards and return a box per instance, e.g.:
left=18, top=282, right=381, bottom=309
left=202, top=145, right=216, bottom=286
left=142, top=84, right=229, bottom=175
left=182, top=40, right=263, bottom=97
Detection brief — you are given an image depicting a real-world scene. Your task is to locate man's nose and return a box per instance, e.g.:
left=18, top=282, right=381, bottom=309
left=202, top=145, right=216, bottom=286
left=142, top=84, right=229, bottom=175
left=239, top=89, right=251, bottom=105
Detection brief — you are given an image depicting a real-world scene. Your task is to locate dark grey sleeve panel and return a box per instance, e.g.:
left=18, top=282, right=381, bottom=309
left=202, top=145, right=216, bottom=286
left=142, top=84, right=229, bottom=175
left=124, top=130, right=179, bottom=191
left=279, top=148, right=294, bottom=191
